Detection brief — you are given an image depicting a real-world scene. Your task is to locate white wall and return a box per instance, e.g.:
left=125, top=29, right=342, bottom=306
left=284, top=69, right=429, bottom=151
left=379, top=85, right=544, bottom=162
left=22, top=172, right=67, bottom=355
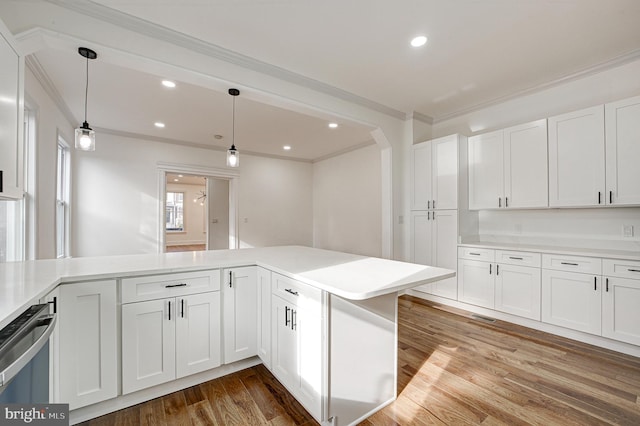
left=433, top=58, right=640, bottom=252
left=313, top=144, right=382, bottom=257
left=208, top=178, right=230, bottom=250
left=72, top=133, right=313, bottom=257
left=238, top=154, right=313, bottom=249
left=165, top=182, right=206, bottom=247
left=24, top=67, right=75, bottom=259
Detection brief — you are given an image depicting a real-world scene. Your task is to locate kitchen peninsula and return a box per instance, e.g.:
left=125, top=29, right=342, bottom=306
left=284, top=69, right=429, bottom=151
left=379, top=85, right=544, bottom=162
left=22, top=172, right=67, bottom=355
left=0, top=246, right=455, bottom=425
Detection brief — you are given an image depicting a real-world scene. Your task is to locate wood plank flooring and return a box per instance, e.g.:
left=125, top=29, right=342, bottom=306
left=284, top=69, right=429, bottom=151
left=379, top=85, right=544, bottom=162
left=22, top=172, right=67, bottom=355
left=80, top=295, right=640, bottom=425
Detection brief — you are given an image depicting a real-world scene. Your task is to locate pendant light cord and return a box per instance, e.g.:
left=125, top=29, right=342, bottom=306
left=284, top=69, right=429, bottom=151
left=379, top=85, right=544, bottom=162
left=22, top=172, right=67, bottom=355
left=84, top=55, right=89, bottom=123
left=232, top=95, right=235, bottom=147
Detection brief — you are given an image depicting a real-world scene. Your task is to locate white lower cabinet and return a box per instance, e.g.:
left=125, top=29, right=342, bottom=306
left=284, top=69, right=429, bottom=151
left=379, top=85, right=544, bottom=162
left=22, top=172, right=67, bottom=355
left=541, top=269, right=602, bottom=335
left=602, top=259, right=640, bottom=345
left=458, top=258, right=495, bottom=309
left=458, top=248, right=542, bottom=319
left=271, top=273, right=323, bottom=421
left=223, top=266, right=258, bottom=363
left=57, top=281, right=118, bottom=410
left=122, top=290, right=221, bottom=394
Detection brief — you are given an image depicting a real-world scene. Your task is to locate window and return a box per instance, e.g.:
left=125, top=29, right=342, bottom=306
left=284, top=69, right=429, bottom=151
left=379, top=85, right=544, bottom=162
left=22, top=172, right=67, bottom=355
left=56, top=138, right=70, bottom=258
left=165, top=192, right=184, bottom=232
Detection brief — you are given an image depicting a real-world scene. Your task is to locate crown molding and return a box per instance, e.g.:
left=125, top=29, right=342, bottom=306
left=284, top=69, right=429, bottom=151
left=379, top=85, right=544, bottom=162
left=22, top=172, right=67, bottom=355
left=45, top=0, right=407, bottom=121
left=25, top=55, right=77, bottom=129
left=432, top=48, right=640, bottom=124
left=406, top=111, right=434, bottom=125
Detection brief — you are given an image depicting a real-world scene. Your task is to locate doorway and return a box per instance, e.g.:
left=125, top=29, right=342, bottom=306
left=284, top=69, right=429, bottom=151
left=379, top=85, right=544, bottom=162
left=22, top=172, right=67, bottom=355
left=158, top=163, right=239, bottom=253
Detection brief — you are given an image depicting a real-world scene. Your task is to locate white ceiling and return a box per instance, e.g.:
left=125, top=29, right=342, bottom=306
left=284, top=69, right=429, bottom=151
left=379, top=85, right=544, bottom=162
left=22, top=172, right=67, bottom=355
left=11, top=0, right=640, bottom=160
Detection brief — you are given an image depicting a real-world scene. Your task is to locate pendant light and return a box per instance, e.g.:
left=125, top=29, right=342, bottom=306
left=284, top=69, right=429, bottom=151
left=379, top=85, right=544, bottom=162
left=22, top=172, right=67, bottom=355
left=227, top=88, right=240, bottom=167
left=75, top=47, right=97, bottom=151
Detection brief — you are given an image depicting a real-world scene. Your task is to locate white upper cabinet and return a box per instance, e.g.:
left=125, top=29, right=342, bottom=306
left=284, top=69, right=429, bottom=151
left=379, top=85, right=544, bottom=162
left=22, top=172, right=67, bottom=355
left=503, top=119, right=548, bottom=208
left=469, top=120, right=548, bottom=210
left=0, top=18, right=24, bottom=200
left=548, top=105, right=605, bottom=207
left=468, top=130, right=504, bottom=210
left=411, top=134, right=461, bottom=210
left=411, top=142, right=432, bottom=210
left=605, top=95, right=640, bottom=206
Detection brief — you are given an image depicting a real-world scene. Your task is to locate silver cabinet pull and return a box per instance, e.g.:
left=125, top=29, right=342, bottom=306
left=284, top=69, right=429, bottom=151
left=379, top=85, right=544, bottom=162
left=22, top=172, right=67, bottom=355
left=432, top=200, right=435, bottom=209
left=168, top=300, right=172, bottom=321
left=505, top=197, right=509, bottom=208
left=628, top=269, right=640, bottom=273
left=229, top=271, right=233, bottom=287
left=285, top=288, right=299, bottom=296
left=594, top=276, right=597, bottom=291
left=509, top=257, right=523, bottom=260
left=606, top=278, right=609, bottom=292
left=498, top=197, right=502, bottom=208
left=561, top=262, right=578, bottom=266
left=489, top=264, right=492, bottom=274
left=285, top=306, right=290, bottom=326
left=181, top=299, right=185, bottom=318
left=469, top=253, right=481, bottom=256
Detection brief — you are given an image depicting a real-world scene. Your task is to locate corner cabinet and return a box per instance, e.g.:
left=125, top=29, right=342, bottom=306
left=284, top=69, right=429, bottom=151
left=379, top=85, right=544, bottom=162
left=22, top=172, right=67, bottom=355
left=602, top=259, right=640, bottom=345
left=56, top=281, right=118, bottom=410
left=0, top=17, right=25, bottom=200
left=121, top=270, right=221, bottom=394
left=468, top=119, right=548, bottom=210
left=223, top=266, right=258, bottom=363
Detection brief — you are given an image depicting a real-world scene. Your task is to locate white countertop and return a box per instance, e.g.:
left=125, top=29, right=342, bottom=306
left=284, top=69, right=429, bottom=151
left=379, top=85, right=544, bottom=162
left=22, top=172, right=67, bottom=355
left=0, top=246, right=455, bottom=329
left=459, top=241, right=640, bottom=261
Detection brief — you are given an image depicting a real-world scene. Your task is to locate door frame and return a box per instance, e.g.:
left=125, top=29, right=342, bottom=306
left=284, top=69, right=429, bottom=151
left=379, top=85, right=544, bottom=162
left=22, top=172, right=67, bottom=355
left=157, top=162, right=240, bottom=253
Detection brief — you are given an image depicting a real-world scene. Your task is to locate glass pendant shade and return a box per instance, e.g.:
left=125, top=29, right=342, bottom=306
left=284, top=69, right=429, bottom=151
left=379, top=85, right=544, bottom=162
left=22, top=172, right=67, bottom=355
left=226, top=144, right=239, bottom=167
left=75, top=121, right=96, bottom=151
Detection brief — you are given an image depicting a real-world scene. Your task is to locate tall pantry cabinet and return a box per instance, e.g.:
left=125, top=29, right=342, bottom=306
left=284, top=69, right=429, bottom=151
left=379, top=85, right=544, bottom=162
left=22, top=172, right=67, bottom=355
left=410, top=134, right=466, bottom=299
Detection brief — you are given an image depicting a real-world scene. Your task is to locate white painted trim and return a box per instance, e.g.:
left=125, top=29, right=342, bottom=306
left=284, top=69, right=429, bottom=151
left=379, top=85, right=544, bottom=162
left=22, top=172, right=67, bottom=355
left=157, top=162, right=240, bottom=251
left=370, top=129, right=393, bottom=260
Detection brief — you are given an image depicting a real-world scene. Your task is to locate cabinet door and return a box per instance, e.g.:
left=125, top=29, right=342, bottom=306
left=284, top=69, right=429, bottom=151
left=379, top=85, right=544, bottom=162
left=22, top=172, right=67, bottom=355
left=432, top=135, right=458, bottom=210
left=411, top=141, right=432, bottom=210
left=495, top=264, right=541, bottom=320
left=58, top=281, right=117, bottom=410
left=468, top=130, right=504, bottom=209
left=431, top=210, right=458, bottom=299
left=271, top=295, right=298, bottom=390
left=122, top=298, right=176, bottom=394
left=605, top=96, right=640, bottom=206
left=257, top=267, right=272, bottom=369
left=541, top=270, right=601, bottom=335
left=223, top=266, right=258, bottom=363
left=503, top=119, right=548, bottom=208
left=410, top=211, right=433, bottom=293
left=458, top=259, right=494, bottom=308
left=548, top=106, right=605, bottom=207
left=176, top=292, right=221, bottom=378
left=0, top=18, right=24, bottom=200
left=602, top=277, right=640, bottom=345
left=296, top=293, right=323, bottom=420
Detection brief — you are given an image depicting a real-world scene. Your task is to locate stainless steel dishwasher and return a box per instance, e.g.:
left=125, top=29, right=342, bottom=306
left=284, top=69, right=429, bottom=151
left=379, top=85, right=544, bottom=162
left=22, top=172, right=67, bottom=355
left=0, top=303, right=56, bottom=404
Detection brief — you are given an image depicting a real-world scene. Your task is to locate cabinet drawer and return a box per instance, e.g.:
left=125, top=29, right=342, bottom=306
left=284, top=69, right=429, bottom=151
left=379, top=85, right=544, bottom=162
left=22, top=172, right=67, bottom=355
left=496, top=250, right=541, bottom=267
left=603, top=259, right=640, bottom=280
left=272, top=273, right=322, bottom=305
left=542, top=254, right=601, bottom=275
left=121, top=270, right=220, bottom=303
left=458, top=247, right=495, bottom=262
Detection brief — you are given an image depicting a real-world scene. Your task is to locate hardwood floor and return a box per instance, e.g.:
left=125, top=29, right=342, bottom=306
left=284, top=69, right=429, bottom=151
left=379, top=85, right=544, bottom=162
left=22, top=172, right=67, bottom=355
left=80, top=295, right=640, bottom=425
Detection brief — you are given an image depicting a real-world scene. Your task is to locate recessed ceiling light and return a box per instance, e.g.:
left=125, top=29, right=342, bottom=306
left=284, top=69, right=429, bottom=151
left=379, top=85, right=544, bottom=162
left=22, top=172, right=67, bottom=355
left=178, top=174, right=184, bottom=178
left=154, top=122, right=165, bottom=128
left=283, top=145, right=291, bottom=151
left=173, top=178, right=179, bottom=182
left=162, top=80, right=176, bottom=88
left=410, top=35, right=428, bottom=47
left=328, top=122, right=338, bottom=129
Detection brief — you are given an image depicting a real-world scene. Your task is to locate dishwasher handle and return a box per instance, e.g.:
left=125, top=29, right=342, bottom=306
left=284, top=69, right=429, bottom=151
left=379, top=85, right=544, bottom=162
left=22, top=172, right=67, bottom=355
left=0, top=314, right=56, bottom=387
